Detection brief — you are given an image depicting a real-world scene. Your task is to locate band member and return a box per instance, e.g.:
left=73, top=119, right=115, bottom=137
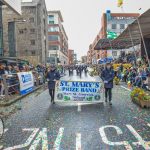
left=101, top=62, right=115, bottom=105
left=47, top=65, right=60, bottom=104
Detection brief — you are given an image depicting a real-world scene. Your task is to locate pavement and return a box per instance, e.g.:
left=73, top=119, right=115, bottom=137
left=1, top=71, right=150, bottom=150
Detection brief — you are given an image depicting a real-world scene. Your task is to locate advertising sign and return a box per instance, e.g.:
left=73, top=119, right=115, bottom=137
left=1, top=0, right=21, bottom=15
left=55, top=80, right=103, bottom=102
left=17, top=72, right=34, bottom=95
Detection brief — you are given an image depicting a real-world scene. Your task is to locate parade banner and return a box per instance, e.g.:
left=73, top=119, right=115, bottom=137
left=17, top=72, right=34, bottom=95
left=55, top=80, right=103, bottom=102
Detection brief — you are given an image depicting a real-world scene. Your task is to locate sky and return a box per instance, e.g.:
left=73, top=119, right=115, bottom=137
left=45, top=0, right=150, bottom=59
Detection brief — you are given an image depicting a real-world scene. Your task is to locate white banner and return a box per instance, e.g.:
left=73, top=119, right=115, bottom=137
left=17, top=72, right=34, bottom=95
left=55, top=81, right=103, bottom=102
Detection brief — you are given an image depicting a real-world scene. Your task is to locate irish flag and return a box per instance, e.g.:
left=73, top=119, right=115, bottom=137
left=118, top=0, right=123, bottom=7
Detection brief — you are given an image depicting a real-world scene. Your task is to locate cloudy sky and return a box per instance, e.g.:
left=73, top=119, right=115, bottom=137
left=45, top=0, right=150, bottom=59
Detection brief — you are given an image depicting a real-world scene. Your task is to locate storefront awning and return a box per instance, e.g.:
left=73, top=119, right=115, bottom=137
left=94, top=9, right=150, bottom=50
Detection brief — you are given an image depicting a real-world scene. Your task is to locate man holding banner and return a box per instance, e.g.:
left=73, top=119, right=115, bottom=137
left=101, top=63, right=115, bottom=105
left=47, top=65, right=60, bottom=104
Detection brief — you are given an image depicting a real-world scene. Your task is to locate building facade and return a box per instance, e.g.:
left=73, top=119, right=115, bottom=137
left=68, top=49, right=74, bottom=65
left=2, top=0, right=48, bottom=65
left=88, top=12, right=139, bottom=64
left=81, top=56, right=87, bottom=64
left=47, top=11, right=68, bottom=65
left=105, top=12, right=139, bottom=59
left=0, top=0, right=21, bottom=56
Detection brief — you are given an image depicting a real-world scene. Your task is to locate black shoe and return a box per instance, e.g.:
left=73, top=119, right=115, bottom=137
left=53, top=101, right=55, bottom=104
left=105, top=99, right=107, bottom=102
left=109, top=101, right=112, bottom=105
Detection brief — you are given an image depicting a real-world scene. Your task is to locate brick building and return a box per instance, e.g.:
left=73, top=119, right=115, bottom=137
left=47, top=11, right=68, bottom=65
left=0, top=0, right=21, bottom=56
left=88, top=12, right=139, bottom=64
left=81, top=56, right=87, bottom=64
left=2, top=0, right=48, bottom=65
left=68, top=49, right=74, bottom=65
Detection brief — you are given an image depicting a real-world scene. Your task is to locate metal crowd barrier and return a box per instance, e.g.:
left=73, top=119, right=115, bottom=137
left=0, top=71, right=44, bottom=101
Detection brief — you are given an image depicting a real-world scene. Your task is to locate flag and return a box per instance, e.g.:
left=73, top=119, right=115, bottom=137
left=118, top=0, right=123, bottom=7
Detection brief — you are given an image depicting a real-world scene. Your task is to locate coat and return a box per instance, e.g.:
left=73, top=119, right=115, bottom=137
left=47, top=70, right=60, bottom=90
left=101, top=68, right=115, bottom=89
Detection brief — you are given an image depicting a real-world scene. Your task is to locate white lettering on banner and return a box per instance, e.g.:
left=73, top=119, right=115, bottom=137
left=55, top=81, right=102, bottom=102
left=76, top=133, right=81, bottom=150
left=29, top=128, right=48, bottom=150
left=53, top=128, right=64, bottom=150
left=4, top=128, right=39, bottom=150
left=127, top=125, right=150, bottom=149
left=99, top=125, right=133, bottom=150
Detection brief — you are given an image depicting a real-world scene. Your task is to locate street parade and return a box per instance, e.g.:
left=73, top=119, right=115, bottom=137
left=0, top=0, right=150, bottom=149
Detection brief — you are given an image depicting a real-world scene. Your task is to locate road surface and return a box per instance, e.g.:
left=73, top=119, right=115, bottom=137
left=1, top=71, right=150, bottom=150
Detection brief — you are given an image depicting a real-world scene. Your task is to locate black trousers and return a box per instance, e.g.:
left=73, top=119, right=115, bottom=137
left=49, top=89, right=55, bottom=102
left=105, top=88, right=112, bottom=101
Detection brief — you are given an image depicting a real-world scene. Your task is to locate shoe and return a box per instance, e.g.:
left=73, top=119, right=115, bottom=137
left=105, top=99, right=107, bottom=102
left=53, top=101, right=55, bottom=104
left=109, top=101, right=112, bottom=105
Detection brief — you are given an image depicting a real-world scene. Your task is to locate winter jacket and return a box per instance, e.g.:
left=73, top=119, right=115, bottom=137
left=101, top=68, right=115, bottom=89
left=47, top=70, right=60, bottom=89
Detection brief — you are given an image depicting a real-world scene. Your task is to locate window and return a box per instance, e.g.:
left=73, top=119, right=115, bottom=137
left=48, top=27, right=59, bottom=32
left=49, top=45, right=59, bottom=50
left=112, top=24, right=117, bottom=29
left=29, top=7, right=35, bottom=13
left=29, top=17, right=34, bottom=23
left=112, top=51, right=117, bottom=56
left=120, top=24, right=125, bottom=29
left=48, top=35, right=59, bottom=41
left=30, top=28, right=35, bottom=34
left=19, top=29, right=24, bottom=34
left=30, top=40, right=35, bottom=45
left=48, top=15, right=54, bottom=24
left=50, top=54, right=57, bottom=57
left=31, top=51, right=36, bottom=55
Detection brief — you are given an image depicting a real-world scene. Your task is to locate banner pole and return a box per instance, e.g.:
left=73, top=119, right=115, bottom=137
left=137, top=18, right=150, bottom=67
left=121, top=7, right=138, bottom=63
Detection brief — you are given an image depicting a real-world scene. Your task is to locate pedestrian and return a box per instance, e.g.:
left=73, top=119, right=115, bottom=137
left=47, top=65, right=60, bottom=104
left=101, top=62, right=115, bottom=105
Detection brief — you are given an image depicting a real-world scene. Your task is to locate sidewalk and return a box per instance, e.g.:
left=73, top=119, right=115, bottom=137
left=0, top=85, right=44, bottom=107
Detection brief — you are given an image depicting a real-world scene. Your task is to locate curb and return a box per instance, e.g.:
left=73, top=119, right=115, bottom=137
left=0, top=85, right=44, bottom=107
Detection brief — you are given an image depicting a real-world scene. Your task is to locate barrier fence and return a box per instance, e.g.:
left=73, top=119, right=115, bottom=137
left=0, top=71, right=45, bottom=101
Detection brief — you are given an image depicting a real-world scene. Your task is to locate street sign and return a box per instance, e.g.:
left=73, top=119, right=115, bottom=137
left=107, top=31, right=117, bottom=39
left=55, top=80, right=103, bottom=102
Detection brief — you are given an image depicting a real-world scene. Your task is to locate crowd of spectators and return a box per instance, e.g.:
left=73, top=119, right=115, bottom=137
left=0, top=63, right=47, bottom=98
left=115, top=58, right=150, bottom=90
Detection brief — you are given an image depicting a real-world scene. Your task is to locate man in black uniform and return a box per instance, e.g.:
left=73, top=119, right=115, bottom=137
left=47, top=65, right=60, bottom=104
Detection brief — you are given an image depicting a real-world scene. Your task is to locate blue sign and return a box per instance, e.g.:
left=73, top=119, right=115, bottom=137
left=17, top=72, right=34, bottom=95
